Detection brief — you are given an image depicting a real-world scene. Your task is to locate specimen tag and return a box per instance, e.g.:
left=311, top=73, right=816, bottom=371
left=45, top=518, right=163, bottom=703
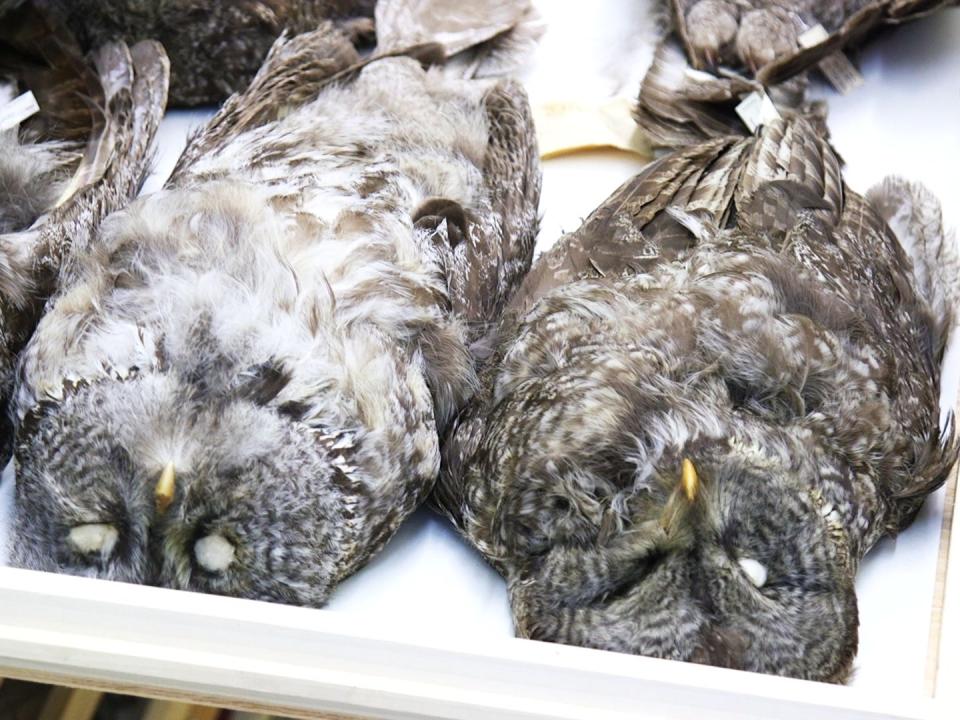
left=735, top=90, right=780, bottom=133
left=798, top=24, right=864, bottom=95
left=533, top=96, right=651, bottom=160
left=0, top=91, right=40, bottom=131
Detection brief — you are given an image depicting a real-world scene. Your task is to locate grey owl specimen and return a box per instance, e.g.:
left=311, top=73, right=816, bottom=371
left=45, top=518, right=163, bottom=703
left=10, top=22, right=540, bottom=607
left=435, top=117, right=956, bottom=681
left=0, top=0, right=169, bottom=463
left=636, top=0, right=959, bottom=146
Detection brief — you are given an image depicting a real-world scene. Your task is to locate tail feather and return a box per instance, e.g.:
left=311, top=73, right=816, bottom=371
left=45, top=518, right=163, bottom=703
left=168, top=23, right=360, bottom=183
left=48, top=40, right=170, bottom=284
left=374, top=0, right=536, bottom=63
left=866, top=177, right=958, bottom=360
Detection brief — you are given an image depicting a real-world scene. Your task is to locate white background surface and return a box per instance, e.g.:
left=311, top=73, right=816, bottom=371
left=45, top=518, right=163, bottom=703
left=1, top=0, right=958, bottom=698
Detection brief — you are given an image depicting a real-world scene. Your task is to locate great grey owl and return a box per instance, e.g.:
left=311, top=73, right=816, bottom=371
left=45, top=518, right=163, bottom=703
left=636, top=0, right=959, bottom=146
left=434, top=117, right=956, bottom=681
left=0, top=0, right=169, bottom=463
left=10, top=21, right=540, bottom=607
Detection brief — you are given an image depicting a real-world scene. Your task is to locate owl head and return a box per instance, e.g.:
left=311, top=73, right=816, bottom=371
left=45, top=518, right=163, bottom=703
left=453, top=403, right=861, bottom=680
left=441, top=285, right=867, bottom=681
left=11, top=367, right=354, bottom=606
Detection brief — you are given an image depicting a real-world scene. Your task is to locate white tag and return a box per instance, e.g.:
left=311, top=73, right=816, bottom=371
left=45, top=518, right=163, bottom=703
left=735, top=90, right=780, bottom=133
left=0, top=91, right=40, bottom=131
left=798, top=24, right=864, bottom=95
left=798, top=24, right=830, bottom=48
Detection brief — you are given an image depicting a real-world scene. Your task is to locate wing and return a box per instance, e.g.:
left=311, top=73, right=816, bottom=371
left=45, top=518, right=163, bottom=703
left=634, top=39, right=823, bottom=147
left=168, top=23, right=361, bottom=182
left=638, top=0, right=957, bottom=147
left=0, top=24, right=168, bottom=462
left=506, top=134, right=747, bottom=319
left=44, top=0, right=377, bottom=106
left=376, top=0, right=537, bottom=76
left=434, top=78, right=540, bottom=343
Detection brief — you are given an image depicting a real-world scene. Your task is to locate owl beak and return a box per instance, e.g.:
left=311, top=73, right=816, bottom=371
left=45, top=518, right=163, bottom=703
left=155, top=462, right=176, bottom=514
left=659, top=458, right=700, bottom=534
left=681, top=458, right=699, bottom=503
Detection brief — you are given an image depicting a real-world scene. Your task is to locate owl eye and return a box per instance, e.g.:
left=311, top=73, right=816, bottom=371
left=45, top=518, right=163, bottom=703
left=737, top=557, right=768, bottom=588
left=68, top=523, right=119, bottom=557
left=194, top=534, right=235, bottom=572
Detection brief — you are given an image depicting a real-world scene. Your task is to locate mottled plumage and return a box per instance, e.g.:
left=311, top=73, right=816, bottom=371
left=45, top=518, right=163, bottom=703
left=436, top=118, right=956, bottom=680
left=42, top=0, right=377, bottom=106
left=41, top=0, right=540, bottom=106
left=10, top=23, right=540, bottom=607
left=0, top=0, right=168, bottom=463
left=637, top=0, right=959, bottom=145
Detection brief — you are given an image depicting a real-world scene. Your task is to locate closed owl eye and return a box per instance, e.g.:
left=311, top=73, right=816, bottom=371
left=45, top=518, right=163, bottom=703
left=737, top=557, right=768, bottom=588
left=194, top=533, right=235, bottom=572
left=67, top=523, right=119, bottom=557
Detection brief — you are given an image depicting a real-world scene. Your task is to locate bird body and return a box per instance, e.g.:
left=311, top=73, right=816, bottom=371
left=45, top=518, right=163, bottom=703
left=436, top=118, right=955, bottom=680
left=11, top=24, right=540, bottom=607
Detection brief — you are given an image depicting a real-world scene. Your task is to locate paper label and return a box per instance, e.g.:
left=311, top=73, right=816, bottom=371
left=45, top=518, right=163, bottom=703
left=798, top=24, right=864, bottom=95
left=735, top=90, right=781, bottom=133
left=533, top=96, right=651, bottom=160
left=0, top=91, right=40, bottom=131
left=798, top=24, right=830, bottom=48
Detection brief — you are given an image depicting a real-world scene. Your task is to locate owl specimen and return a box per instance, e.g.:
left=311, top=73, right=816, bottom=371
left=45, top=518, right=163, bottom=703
left=9, top=19, right=540, bottom=607
left=435, top=116, right=956, bottom=681
left=0, top=0, right=169, bottom=463
left=636, top=0, right=960, bottom=145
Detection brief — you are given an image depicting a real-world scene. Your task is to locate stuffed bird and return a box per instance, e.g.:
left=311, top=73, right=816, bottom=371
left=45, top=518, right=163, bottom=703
left=435, top=117, right=956, bottom=681
left=10, top=20, right=540, bottom=606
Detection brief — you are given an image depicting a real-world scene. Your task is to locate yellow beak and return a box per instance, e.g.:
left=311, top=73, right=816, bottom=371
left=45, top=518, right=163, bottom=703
left=155, top=462, right=176, bottom=514
left=681, top=458, right=699, bottom=503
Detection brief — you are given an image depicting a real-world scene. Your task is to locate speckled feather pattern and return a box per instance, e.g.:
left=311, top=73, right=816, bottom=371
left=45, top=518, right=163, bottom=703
left=0, top=2, right=169, bottom=464
left=436, top=117, right=955, bottom=681
left=10, top=25, right=540, bottom=607
left=45, top=0, right=377, bottom=106
left=636, top=0, right=959, bottom=146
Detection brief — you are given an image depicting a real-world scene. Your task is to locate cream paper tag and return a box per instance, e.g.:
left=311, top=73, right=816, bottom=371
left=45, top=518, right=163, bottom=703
left=0, top=91, right=40, bottom=131
left=736, top=90, right=780, bottom=133
left=798, top=24, right=864, bottom=95
left=533, top=96, right=651, bottom=160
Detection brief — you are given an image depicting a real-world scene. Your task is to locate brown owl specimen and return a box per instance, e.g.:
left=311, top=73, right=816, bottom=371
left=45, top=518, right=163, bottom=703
left=10, top=20, right=540, bottom=607
left=0, top=0, right=169, bottom=463
left=435, top=116, right=956, bottom=681
left=636, top=0, right=959, bottom=146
